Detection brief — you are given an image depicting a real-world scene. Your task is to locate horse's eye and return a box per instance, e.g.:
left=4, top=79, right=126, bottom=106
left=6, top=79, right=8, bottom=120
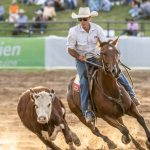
left=105, top=63, right=109, bottom=66
left=34, top=104, right=38, bottom=109
left=48, top=103, right=51, bottom=107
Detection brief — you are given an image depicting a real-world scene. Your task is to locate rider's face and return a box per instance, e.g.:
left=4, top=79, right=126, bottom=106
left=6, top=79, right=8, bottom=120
left=78, top=17, right=91, bottom=31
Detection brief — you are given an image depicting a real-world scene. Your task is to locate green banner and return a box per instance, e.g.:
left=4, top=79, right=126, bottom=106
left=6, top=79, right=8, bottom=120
left=0, top=37, right=45, bottom=68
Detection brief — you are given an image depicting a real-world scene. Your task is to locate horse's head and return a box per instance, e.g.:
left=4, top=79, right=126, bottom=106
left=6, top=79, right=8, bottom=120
left=100, top=37, right=121, bottom=77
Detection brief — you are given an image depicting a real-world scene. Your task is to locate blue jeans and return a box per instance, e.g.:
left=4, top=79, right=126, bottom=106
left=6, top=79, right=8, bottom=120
left=29, top=22, right=46, bottom=33
left=76, top=57, right=135, bottom=115
left=118, top=72, right=135, bottom=98
left=76, top=57, right=99, bottom=114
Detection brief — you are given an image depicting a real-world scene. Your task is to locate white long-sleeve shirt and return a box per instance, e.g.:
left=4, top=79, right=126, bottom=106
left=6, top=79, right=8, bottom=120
left=67, top=22, right=107, bottom=58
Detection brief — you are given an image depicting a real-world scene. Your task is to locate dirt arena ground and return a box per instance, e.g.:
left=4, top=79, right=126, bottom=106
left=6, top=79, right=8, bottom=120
left=0, top=69, right=150, bottom=150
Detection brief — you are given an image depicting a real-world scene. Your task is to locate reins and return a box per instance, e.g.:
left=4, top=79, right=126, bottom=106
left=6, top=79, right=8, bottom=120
left=119, top=61, right=134, bottom=89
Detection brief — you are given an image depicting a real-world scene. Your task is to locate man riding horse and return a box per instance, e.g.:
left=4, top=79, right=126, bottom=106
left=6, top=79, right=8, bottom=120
left=66, top=7, right=140, bottom=123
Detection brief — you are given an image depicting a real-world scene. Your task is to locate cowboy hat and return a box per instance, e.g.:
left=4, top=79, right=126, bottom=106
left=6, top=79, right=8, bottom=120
left=35, top=10, right=43, bottom=15
left=18, top=9, right=25, bottom=14
left=11, top=0, right=17, bottom=4
left=72, top=7, right=98, bottom=19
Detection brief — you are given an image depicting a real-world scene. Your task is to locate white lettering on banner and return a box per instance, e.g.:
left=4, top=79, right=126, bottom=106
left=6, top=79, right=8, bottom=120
left=0, top=42, right=21, bottom=56
left=0, top=60, right=18, bottom=66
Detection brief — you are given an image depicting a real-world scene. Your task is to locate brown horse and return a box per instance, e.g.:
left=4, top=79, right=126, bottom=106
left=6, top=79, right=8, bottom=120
left=67, top=38, right=150, bottom=149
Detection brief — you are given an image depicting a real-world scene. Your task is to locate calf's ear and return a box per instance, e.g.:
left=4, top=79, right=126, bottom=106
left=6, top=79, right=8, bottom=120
left=49, top=89, right=55, bottom=101
left=30, top=89, right=35, bottom=102
left=50, top=89, right=55, bottom=93
left=30, top=89, right=34, bottom=94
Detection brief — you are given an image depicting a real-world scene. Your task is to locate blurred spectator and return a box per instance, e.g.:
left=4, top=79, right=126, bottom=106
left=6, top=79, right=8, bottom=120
left=100, top=0, right=112, bottom=11
left=12, top=9, right=28, bottom=35
left=29, top=10, right=47, bottom=35
left=18, top=0, right=27, bottom=3
left=54, top=0, right=65, bottom=11
left=88, top=0, right=101, bottom=11
left=64, top=0, right=78, bottom=10
left=128, top=0, right=141, bottom=17
left=43, top=1, right=56, bottom=20
left=124, top=0, right=134, bottom=5
left=35, top=0, right=47, bottom=5
left=9, top=0, right=20, bottom=22
left=27, top=0, right=36, bottom=4
left=121, top=18, right=139, bottom=36
left=19, top=0, right=35, bottom=4
left=82, top=0, right=88, bottom=5
left=0, top=3, right=5, bottom=21
left=45, top=0, right=55, bottom=5
left=110, top=0, right=123, bottom=6
left=39, top=0, right=65, bottom=10
left=136, top=0, right=150, bottom=19
left=88, top=0, right=112, bottom=12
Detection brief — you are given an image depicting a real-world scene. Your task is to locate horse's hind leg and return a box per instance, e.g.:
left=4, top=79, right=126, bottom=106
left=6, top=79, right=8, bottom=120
left=127, top=102, right=150, bottom=149
left=70, top=108, right=117, bottom=149
left=103, top=115, right=131, bottom=144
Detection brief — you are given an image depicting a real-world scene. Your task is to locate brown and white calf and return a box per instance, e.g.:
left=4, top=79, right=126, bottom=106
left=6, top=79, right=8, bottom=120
left=17, top=86, right=80, bottom=150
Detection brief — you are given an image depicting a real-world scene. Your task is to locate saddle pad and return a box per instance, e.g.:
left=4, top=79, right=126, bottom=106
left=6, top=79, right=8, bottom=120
left=73, top=75, right=80, bottom=92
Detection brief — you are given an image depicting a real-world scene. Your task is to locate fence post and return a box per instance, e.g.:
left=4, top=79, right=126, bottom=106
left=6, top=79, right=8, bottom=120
left=140, top=22, right=145, bottom=36
left=69, top=21, right=76, bottom=28
left=107, top=21, right=110, bottom=37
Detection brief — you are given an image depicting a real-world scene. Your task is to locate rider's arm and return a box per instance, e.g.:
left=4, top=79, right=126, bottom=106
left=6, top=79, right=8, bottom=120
left=67, top=28, right=86, bottom=61
left=68, top=48, right=85, bottom=61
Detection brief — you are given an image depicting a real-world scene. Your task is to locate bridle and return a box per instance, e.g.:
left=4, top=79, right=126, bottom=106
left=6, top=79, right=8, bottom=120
left=100, top=43, right=121, bottom=78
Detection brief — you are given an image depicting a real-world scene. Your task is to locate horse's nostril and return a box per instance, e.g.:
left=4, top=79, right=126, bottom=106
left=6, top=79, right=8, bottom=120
left=112, top=69, right=115, bottom=73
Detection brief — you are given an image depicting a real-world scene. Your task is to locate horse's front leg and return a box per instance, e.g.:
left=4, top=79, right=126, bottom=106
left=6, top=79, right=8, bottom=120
left=127, top=102, right=150, bottom=149
left=103, top=115, right=131, bottom=144
left=117, top=117, right=145, bottom=150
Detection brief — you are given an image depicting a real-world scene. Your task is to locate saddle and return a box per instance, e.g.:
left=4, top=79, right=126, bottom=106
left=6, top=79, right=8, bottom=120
left=73, top=67, right=97, bottom=93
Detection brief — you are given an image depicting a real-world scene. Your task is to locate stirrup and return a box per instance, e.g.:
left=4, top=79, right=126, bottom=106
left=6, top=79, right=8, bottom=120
left=85, top=110, right=95, bottom=123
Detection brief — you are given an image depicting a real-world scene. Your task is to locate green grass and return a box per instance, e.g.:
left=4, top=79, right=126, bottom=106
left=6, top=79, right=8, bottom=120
left=1, top=0, right=150, bottom=37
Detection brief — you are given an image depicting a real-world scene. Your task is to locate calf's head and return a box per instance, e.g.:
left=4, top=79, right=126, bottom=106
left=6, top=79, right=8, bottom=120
left=30, top=89, right=55, bottom=124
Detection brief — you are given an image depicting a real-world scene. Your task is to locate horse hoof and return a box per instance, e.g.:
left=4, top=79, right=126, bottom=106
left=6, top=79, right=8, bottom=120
left=121, top=135, right=131, bottom=144
left=70, top=132, right=81, bottom=146
left=146, top=140, right=150, bottom=150
left=69, top=146, right=76, bottom=150
left=107, top=141, right=117, bottom=149
left=73, top=138, right=81, bottom=147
